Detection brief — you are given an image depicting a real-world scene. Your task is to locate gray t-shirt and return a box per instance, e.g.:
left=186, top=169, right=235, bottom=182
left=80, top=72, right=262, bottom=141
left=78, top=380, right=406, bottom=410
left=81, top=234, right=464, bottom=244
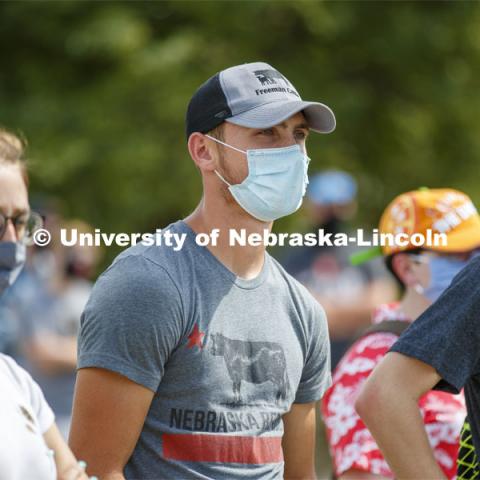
left=78, top=220, right=331, bottom=480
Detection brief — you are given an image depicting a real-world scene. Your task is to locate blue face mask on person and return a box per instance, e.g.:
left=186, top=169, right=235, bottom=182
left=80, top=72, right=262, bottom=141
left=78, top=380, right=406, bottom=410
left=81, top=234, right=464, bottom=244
left=205, top=135, right=310, bottom=222
left=421, top=255, right=469, bottom=302
left=0, top=242, right=26, bottom=296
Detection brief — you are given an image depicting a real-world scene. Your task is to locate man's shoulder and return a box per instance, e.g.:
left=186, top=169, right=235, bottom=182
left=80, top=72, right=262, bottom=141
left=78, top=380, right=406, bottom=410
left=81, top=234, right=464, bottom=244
left=103, top=249, right=174, bottom=293
left=87, top=249, right=183, bottom=316
left=269, top=254, right=312, bottom=294
left=268, top=254, right=326, bottom=318
left=104, top=221, right=191, bottom=285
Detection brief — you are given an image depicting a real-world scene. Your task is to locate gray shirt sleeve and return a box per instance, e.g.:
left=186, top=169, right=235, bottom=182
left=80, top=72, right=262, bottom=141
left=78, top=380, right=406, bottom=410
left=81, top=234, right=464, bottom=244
left=77, top=254, right=185, bottom=392
left=294, top=302, right=332, bottom=404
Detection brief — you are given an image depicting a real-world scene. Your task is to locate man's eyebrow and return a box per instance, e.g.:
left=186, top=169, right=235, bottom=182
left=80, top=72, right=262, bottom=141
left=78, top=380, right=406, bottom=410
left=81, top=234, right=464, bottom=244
left=275, top=121, right=309, bottom=130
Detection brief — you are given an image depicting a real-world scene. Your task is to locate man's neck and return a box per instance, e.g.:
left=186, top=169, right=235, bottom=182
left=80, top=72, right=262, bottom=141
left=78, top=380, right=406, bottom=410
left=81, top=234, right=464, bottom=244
left=184, top=199, right=270, bottom=280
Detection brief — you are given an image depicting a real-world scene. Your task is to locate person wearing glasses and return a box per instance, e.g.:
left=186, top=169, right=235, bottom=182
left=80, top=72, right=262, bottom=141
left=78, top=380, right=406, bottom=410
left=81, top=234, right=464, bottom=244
left=356, top=189, right=480, bottom=478
left=0, top=129, right=93, bottom=480
left=321, top=188, right=479, bottom=479
left=0, top=216, right=101, bottom=440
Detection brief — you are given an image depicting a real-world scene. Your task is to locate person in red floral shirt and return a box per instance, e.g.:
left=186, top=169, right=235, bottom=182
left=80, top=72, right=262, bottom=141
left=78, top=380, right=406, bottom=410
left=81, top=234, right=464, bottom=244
left=321, top=188, right=480, bottom=479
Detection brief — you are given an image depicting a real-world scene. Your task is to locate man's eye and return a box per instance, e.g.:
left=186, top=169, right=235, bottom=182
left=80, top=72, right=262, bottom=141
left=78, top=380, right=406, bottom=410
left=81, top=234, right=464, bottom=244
left=259, top=129, right=274, bottom=136
left=295, top=130, right=308, bottom=140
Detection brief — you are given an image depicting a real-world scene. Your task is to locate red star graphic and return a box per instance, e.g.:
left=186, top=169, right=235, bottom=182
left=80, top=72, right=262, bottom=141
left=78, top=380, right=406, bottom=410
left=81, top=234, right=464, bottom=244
left=187, top=323, right=205, bottom=349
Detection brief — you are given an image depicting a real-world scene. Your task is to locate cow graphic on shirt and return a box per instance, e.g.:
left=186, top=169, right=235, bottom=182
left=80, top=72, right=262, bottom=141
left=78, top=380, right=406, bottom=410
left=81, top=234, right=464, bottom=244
left=208, top=333, right=289, bottom=404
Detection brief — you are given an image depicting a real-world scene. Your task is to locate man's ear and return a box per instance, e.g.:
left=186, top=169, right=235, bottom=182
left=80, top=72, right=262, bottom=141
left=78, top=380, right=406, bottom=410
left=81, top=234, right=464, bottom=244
left=188, top=133, right=217, bottom=173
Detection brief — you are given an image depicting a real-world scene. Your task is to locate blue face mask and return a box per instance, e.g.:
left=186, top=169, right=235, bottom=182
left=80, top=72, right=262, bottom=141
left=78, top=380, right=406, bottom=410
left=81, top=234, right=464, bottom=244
left=422, top=256, right=469, bottom=302
left=206, top=135, right=310, bottom=222
left=0, top=242, right=26, bottom=297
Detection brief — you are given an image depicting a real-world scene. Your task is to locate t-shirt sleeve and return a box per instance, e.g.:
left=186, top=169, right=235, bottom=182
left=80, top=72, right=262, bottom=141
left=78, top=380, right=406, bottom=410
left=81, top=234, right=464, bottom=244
left=77, top=253, right=185, bottom=392
left=295, top=301, right=332, bottom=403
left=390, top=256, right=480, bottom=393
left=1, top=355, right=55, bottom=434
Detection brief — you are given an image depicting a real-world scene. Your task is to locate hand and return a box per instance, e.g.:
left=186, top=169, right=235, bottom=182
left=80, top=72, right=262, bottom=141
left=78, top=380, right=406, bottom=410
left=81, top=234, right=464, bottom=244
left=58, top=460, right=98, bottom=480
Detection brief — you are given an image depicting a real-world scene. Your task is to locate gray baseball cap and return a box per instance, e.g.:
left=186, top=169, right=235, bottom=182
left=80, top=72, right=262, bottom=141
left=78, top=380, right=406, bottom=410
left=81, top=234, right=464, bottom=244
left=186, top=62, right=336, bottom=138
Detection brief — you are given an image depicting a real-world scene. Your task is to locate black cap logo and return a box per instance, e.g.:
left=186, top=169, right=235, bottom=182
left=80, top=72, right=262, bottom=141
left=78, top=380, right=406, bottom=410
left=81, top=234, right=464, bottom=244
left=254, top=69, right=291, bottom=87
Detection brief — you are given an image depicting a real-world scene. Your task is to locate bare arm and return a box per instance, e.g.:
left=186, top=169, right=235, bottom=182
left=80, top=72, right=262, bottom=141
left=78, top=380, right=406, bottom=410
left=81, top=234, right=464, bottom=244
left=282, top=402, right=317, bottom=480
left=24, top=334, right=78, bottom=375
left=69, top=368, right=154, bottom=480
left=355, top=352, right=446, bottom=479
left=43, top=423, right=89, bottom=480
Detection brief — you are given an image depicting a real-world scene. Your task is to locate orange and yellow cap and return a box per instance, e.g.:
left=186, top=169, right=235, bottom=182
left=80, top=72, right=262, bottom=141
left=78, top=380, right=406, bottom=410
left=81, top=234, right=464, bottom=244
left=379, top=187, right=480, bottom=256
left=350, top=188, right=480, bottom=265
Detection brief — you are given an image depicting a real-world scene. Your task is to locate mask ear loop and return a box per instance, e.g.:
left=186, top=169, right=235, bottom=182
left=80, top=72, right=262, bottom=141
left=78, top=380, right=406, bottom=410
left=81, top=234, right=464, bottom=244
left=214, top=170, right=232, bottom=187
left=204, top=135, right=247, bottom=155
left=205, top=135, right=247, bottom=188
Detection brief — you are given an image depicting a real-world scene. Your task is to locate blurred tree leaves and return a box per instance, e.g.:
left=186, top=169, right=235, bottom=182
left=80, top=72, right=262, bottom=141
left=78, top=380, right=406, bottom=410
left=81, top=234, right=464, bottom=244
left=1, top=1, right=480, bottom=263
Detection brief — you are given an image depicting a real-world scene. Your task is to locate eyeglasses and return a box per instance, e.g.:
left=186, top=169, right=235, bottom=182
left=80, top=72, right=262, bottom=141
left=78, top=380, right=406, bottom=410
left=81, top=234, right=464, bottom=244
left=410, top=250, right=478, bottom=265
left=0, top=211, right=43, bottom=245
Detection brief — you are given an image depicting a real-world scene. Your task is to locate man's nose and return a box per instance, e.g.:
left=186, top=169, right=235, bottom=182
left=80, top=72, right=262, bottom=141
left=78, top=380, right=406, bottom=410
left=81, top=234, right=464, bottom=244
left=2, top=219, right=18, bottom=242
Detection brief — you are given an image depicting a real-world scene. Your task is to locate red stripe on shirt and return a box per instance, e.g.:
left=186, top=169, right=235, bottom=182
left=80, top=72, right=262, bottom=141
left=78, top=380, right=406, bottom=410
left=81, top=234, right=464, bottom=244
left=162, top=433, right=283, bottom=464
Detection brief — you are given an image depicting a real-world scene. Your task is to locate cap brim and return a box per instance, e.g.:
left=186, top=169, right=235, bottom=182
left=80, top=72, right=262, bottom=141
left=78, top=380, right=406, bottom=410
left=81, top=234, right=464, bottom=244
left=225, top=100, right=336, bottom=134
left=427, top=218, right=480, bottom=253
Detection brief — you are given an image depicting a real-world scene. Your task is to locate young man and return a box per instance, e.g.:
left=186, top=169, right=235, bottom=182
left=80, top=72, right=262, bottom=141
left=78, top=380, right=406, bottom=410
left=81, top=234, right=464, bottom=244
left=356, top=190, right=480, bottom=479
left=69, top=62, right=336, bottom=479
left=322, top=188, right=479, bottom=479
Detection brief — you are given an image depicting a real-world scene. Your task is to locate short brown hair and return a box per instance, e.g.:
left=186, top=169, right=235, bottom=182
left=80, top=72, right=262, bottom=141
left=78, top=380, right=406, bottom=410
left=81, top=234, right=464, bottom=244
left=0, top=128, right=28, bottom=185
left=207, top=123, right=225, bottom=141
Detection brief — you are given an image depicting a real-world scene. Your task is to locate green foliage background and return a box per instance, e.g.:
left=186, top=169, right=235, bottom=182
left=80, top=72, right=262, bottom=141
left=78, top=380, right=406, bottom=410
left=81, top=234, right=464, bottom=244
left=2, top=1, right=480, bottom=264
